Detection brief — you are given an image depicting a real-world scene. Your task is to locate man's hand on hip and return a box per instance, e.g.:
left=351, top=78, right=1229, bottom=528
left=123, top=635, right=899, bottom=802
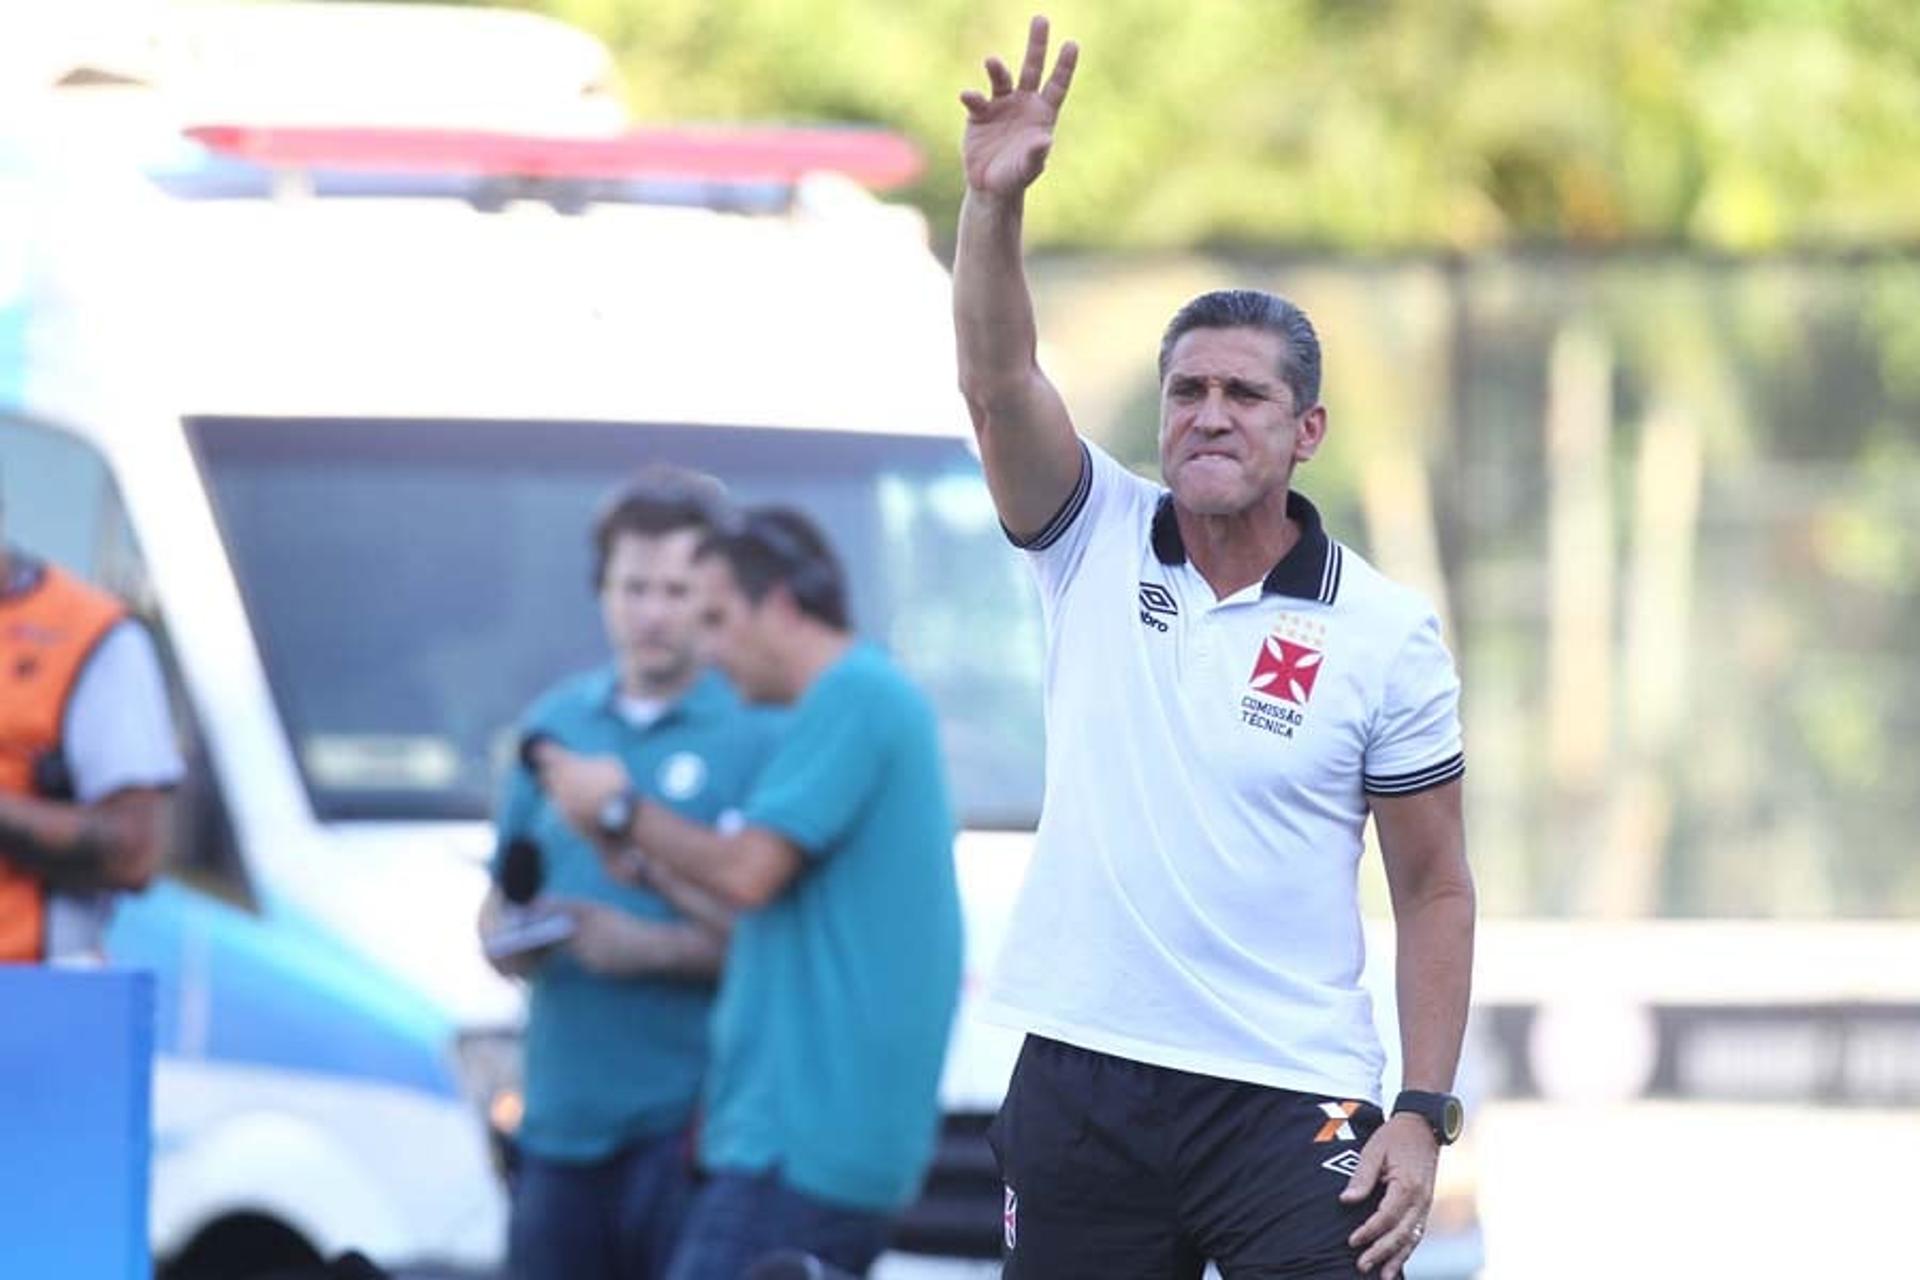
left=1341, top=1112, right=1437, bottom=1279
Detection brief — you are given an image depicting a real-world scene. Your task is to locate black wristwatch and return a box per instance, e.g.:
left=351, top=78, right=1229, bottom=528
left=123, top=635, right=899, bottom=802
left=594, top=788, right=639, bottom=842
left=1391, top=1090, right=1465, bottom=1145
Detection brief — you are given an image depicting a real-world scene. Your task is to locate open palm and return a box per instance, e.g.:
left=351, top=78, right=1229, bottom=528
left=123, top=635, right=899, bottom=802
left=960, top=15, right=1079, bottom=196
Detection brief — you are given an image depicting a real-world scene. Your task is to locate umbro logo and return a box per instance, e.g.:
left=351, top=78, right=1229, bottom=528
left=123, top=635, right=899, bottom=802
left=1322, top=1149, right=1363, bottom=1179
left=1138, top=582, right=1177, bottom=633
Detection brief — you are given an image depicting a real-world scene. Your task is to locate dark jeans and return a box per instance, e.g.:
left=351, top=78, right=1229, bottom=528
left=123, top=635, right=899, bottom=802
left=510, top=1130, right=694, bottom=1280
left=664, top=1168, right=893, bottom=1280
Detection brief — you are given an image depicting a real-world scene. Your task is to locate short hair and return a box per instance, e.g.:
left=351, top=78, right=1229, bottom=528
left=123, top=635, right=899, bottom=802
left=700, top=506, right=850, bottom=631
left=591, top=465, right=731, bottom=590
left=1156, top=289, right=1323, bottom=412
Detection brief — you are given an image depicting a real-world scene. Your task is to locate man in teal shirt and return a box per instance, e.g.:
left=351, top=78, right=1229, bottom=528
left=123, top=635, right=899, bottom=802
left=540, top=507, right=963, bottom=1279
left=485, top=470, right=778, bottom=1280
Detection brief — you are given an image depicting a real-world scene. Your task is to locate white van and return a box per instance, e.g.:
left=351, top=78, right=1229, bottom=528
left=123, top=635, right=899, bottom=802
left=2, top=98, right=1049, bottom=1274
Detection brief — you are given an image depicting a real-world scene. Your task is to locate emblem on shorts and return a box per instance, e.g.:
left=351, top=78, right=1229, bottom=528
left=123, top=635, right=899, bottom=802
left=1322, top=1148, right=1364, bottom=1179
left=1314, top=1100, right=1362, bottom=1142
left=1003, top=1185, right=1018, bottom=1250
left=656, top=752, right=708, bottom=801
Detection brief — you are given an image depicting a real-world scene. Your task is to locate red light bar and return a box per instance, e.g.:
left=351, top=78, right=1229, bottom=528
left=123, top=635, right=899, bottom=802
left=183, top=124, right=925, bottom=190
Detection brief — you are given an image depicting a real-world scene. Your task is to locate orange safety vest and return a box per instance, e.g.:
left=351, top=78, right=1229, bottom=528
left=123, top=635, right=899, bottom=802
left=0, top=562, right=126, bottom=962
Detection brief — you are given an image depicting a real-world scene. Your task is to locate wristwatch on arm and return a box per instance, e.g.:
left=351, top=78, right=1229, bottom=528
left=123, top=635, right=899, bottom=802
left=1391, top=1090, right=1465, bottom=1145
left=594, top=788, right=639, bottom=843
left=594, top=788, right=653, bottom=882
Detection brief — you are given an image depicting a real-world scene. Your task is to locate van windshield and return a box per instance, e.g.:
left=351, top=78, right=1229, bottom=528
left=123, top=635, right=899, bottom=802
left=190, top=416, right=1048, bottom=829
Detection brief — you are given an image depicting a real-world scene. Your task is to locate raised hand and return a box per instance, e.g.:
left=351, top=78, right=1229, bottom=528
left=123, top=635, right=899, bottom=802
left=959, top=15, right=1079, bottom=197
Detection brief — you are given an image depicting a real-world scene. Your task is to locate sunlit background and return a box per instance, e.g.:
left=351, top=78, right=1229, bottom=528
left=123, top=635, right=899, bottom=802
left=4, top=2, right=1917, bottom=1277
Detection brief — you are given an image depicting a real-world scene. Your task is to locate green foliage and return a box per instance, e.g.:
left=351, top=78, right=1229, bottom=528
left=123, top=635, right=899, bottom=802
left=487, top=0, right=1920, bottom=250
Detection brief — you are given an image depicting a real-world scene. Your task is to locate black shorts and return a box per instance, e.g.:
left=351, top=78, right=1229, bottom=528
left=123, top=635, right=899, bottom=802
left=987, top=1036, right=1385, bottom=1279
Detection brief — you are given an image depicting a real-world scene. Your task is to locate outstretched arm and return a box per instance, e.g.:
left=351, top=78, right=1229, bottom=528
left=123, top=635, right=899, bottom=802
left=954, top=15, right=1085, bottom=541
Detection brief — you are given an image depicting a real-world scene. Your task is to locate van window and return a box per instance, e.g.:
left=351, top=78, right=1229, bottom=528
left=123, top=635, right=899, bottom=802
left=189, top=416, right=1048, bottom=829
left=0, top=416, right=125, bottom=590
left=1, top=416, right=250, bottom=904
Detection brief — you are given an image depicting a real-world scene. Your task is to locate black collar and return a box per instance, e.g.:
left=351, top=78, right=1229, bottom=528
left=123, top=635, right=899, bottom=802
left=1150, top=490, right=1343, bottom=604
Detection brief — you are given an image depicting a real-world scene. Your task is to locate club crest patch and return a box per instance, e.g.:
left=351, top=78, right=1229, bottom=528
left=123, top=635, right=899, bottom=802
left=1240, top=614, right=1327, bottom=738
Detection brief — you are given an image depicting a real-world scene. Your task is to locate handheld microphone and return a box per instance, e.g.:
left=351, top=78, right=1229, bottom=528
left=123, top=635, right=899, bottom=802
left=485, top=836, right=574, bottom=960
left=518, top=732, right=556, bottom=775
left=499, top=836, right=545, bottom=906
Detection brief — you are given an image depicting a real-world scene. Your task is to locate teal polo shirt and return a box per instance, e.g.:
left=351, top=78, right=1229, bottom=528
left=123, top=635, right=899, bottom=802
left=701, top=642, right=963, bottom=1212
left=493, top=666, right=780, bottom=1163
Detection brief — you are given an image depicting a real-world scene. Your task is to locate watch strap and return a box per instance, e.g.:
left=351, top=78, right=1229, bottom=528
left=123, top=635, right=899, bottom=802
left=1391, top=1089, right=1464, bottom=1145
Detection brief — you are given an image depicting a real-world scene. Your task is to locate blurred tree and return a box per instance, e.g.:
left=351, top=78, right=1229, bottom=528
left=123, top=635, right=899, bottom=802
left=450, top=0, right=1920, bottom=252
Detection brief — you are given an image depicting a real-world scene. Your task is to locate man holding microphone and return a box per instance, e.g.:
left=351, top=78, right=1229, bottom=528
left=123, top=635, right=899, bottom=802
left=484, top=469, right=778, bottom=1280
left=539, top=507, right=962, bottom=1279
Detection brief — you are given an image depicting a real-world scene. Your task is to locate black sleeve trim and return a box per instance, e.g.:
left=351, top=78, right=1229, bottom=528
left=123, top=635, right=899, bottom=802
left=1003, top=440, right=1093, bottom=551
left=1364, top=752, right=1465, bottom=797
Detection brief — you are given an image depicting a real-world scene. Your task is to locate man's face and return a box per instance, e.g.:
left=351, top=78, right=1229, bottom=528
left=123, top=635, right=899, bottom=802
left=697, top=556, right=788, bottom=704
left=599, top=528, right=708, bottom=693
left=1158, top=326, right=1325, bottom=517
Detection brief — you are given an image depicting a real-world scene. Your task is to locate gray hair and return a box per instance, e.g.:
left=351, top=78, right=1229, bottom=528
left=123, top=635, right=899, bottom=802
left=1157, top=289, right=1322, bottom=411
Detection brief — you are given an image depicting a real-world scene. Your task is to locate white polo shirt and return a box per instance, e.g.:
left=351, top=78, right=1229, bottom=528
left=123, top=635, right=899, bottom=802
left=979, top=441, right=1464, bottom=1102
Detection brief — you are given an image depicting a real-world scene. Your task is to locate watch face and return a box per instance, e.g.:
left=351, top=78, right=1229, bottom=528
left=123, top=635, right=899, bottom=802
left=1396, top=1091, right=1464, bottom=1145
left=597, top=792, right=633, bottom=836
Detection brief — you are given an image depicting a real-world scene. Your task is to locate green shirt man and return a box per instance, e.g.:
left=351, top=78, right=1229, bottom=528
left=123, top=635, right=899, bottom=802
left=538, top=506, right=963, bottom=1279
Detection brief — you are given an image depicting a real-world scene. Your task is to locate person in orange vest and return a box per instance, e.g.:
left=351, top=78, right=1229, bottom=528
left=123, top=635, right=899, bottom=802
left=1, top=497, right=181, bottom=964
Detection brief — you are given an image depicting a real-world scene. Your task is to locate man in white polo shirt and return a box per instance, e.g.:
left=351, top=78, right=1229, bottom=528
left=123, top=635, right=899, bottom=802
left=953, top=18, right=1475, bottom=1280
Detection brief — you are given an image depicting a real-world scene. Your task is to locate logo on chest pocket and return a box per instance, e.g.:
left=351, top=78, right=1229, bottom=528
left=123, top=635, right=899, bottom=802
left=1249, top=635, right=1323, bottom=705
left=656, top=752, right=708, bottom=801
left=1240, top=614, right=1328, bottom=739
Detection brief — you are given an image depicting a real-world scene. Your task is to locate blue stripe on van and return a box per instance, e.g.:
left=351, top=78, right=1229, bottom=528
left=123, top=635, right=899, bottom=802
left=107, top=881, right=461, bottom=1100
